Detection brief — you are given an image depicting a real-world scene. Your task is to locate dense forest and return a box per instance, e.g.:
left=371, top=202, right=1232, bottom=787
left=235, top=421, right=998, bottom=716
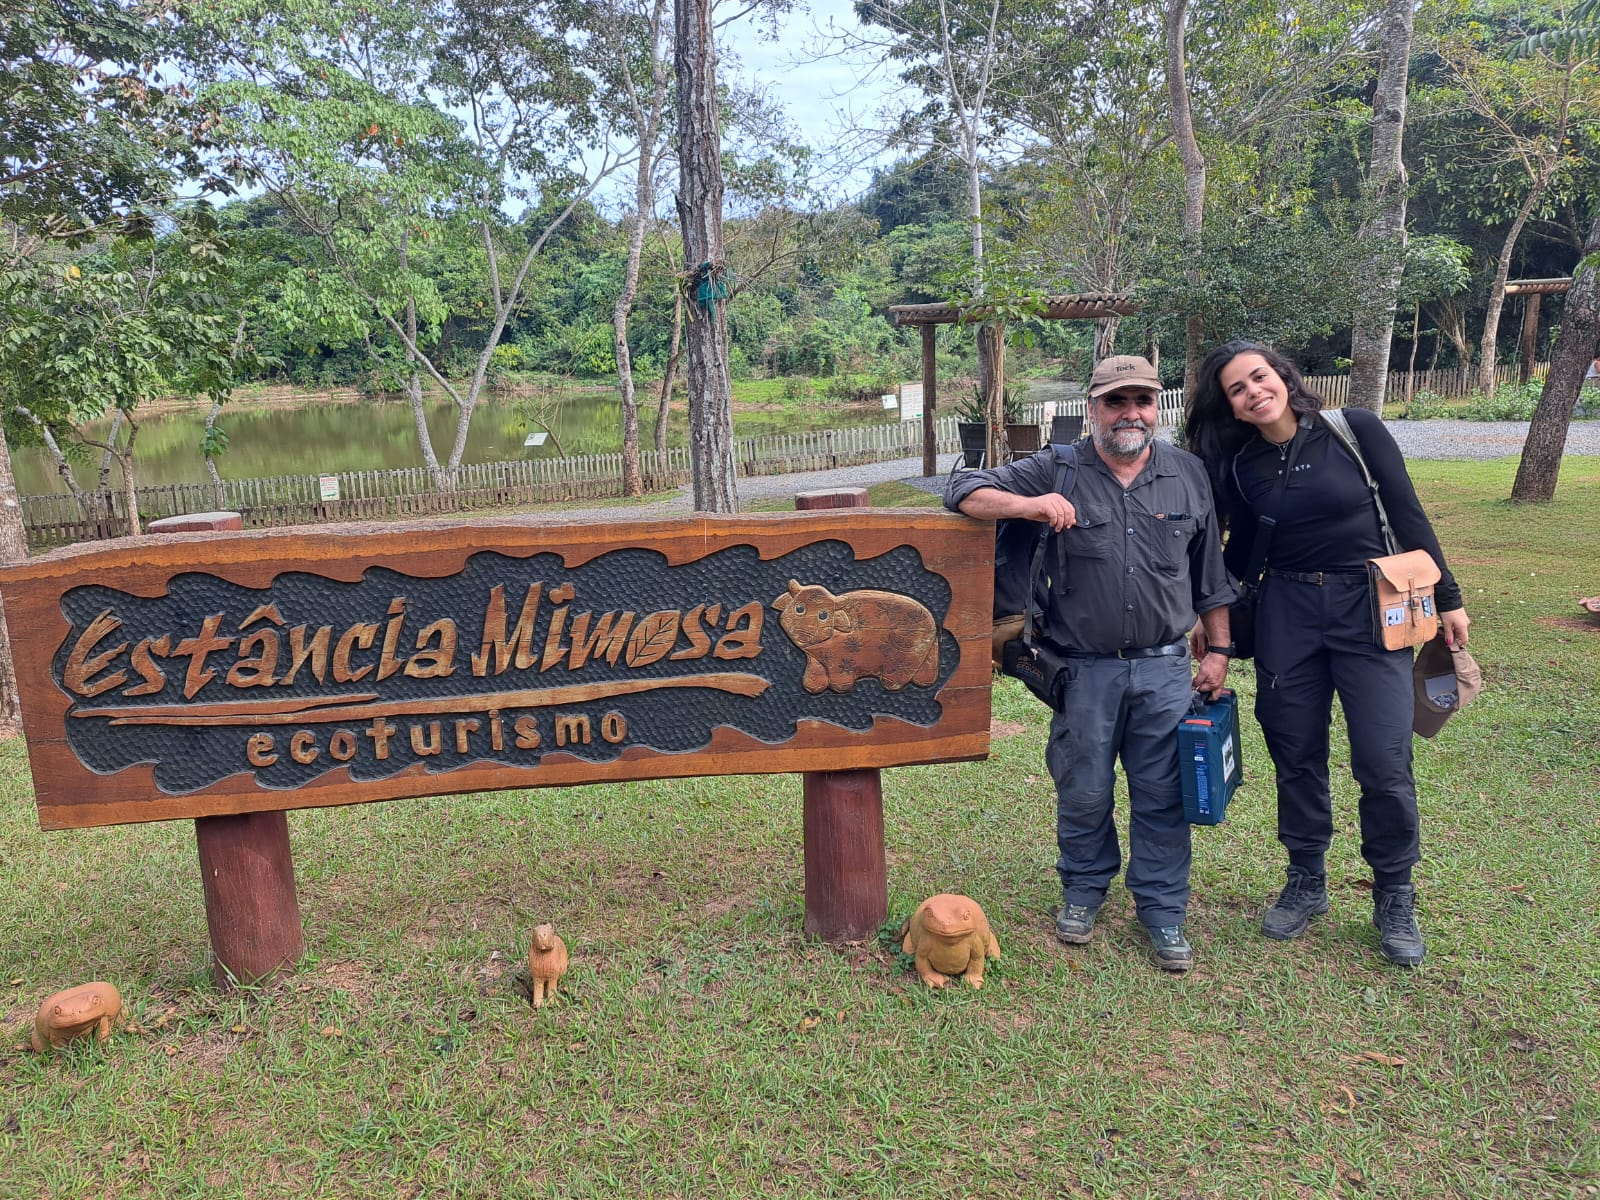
left=5, top=0, right=1600, bottom=492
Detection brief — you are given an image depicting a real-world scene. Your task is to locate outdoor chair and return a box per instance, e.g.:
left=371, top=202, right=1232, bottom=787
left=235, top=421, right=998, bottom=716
left=1004, top=422, right=1042, bottom=461
left=956, top=422, right=988, bottom=470
left=1050, top=414, right=1084, bottom=444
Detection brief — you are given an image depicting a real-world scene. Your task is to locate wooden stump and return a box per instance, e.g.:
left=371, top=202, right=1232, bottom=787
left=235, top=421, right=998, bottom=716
left=794, top=487, right=870, bottom=510
left=801, top=769, right=888, bottom=941
left=195, top=811, right=304, bottom=987
left=147, top=511, right=243, bottom=534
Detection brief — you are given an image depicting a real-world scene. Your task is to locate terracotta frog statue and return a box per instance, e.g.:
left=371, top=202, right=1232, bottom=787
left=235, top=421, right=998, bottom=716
left=31, top=981, right=122, bottom=1053
left=527, top=923, right=568, bottom=1009
left=902, top=894, right=1001, bottom=989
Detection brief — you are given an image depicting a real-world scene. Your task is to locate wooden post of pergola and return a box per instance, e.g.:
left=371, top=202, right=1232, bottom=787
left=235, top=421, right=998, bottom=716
left=1506, top=277, right=1572, bottom=385
left=889, top=293, right=1137, bottom=476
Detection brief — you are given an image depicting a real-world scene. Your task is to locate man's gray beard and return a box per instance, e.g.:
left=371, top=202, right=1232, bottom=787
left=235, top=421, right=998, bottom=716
left=1095, top=424, right=1154, bottom=459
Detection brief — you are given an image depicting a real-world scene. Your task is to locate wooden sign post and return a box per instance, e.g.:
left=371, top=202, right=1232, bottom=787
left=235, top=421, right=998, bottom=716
left=1, top=511, right=992, bottom=980
left=794, top=488, right=886, bottom=940
left=145, top=512, right=305, bottom=985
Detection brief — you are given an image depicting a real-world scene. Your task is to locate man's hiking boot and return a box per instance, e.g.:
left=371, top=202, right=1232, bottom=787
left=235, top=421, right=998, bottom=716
left=1054, top=902, right=1100, bottom=945
left=1373, top=884, right=1426, bottom=967
left=1261, top=868, right=1330, bottom=940
left=1145, top=925, right=1194, bottom=972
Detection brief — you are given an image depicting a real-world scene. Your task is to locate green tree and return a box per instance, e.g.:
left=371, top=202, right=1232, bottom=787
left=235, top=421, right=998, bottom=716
left=1346, top=0, right=1416, bottom=413
left=1, top=0, right=215, bottom=728
left=1431, top=21, right=1599, bottom=392
left=0, top=208, right=246, bottom=533
left=1512, top=207, right=1600, bottom=500
left=852, top=0, right=1037, bottom=464
left=195, top=0, right=626, bottom=489
left=1396, top=233, right=1472, bottom=402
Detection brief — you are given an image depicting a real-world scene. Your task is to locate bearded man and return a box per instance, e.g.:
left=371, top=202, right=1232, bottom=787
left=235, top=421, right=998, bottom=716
left=946, top=355, right=1234, bottom=971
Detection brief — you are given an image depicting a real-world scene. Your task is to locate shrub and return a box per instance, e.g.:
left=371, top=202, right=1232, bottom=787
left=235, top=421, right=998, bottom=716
left=1461, top=382, right=1540, bottom=421
left=780, top=376, right=812, bottom=402
left=1396, top=390, right=1455, bottom=420
left=823, top=369, right=898, bottom=405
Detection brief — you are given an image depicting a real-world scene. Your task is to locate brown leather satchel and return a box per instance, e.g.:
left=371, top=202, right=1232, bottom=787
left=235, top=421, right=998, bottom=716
left=1368, top=549, right=1441, bottom=651
left=1321, top=411, right=1445, bottom=652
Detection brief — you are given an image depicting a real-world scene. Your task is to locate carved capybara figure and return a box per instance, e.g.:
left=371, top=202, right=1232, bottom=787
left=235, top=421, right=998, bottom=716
left=772, top=580, right=939, bottom=695
left=527, top=923, right=568, bottom=1009
left=31, top=981, right=122, bottom=1053
left=902, top=895, right=1001, bottom=990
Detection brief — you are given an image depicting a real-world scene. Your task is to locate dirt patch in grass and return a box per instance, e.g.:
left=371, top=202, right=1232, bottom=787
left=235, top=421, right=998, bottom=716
left=174, top=1027, right=241, bottom=1073
left=316, top=960, right=378, bottom=1007
left=1536, top=614, right=1600, bottom=633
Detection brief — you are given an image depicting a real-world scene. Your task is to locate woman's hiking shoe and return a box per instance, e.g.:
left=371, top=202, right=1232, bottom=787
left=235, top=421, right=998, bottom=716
left=1054, top=902, right=1100, bottom=945
left=1145, top=925, right=1194, bottom=972
left=1261, top=868, right=1330, bottom=940
left=1373, top=884, right=1426, bottom=967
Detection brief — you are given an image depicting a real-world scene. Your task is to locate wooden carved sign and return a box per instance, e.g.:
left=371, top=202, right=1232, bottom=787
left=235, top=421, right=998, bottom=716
left=0, top=512, right=992, bottom=829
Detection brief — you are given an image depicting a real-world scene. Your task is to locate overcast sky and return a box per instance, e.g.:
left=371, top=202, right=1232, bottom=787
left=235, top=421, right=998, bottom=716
left=720, top=0, right=904, bottom=200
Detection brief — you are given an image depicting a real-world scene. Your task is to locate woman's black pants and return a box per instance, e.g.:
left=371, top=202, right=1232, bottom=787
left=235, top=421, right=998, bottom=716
left=1253, top=574, right=1419, bottom=887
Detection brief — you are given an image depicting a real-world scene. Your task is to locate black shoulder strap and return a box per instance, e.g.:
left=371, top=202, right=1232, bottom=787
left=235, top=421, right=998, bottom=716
left=1232, top=425, right=1305, bottom=586
left=1319, top=409, right=1400, bottom=555
left=1024, top=443, right=1079, bottom=647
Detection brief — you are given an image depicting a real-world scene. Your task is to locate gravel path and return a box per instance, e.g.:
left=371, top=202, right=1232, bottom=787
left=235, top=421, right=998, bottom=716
left=547, top=418, right=1599, bottom=521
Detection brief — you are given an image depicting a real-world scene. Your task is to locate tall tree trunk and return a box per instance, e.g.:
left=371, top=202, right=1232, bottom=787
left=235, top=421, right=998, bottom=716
left=204, top=399, right=226, bottom=508
left=654, top=288, right=685, bottom=484
left=1093, top=316, right=1119, bottom=364
left=97, top=409, right=122, bottom=493
left=674, top=0, right=737, bottom=512
left=15, top=406, right=92, bottom=518
left=614, top=200, right=651, bottom=498
left=1478, top=181, right=1547, bottom=395
left=117, top=420, right=141, bottom=537
left=1347, top=0, right=1414, bottom=413
left=1518, top=293, right=1542, bottom=383
left=615, top=0, right=669, bottom=499
left=1406, top=300, right=1421, bottom=405
left=0, top=430, right=29, bottom=730
left=1165, top=0, right=1206, bottom=397
left=397, top=229, right=448, bottom=492
left=1439, top=298, right=1471, bottom=369
left=406, top=365, right=442, bottom=487
left=1511, top=211, right=1600, bottom=502
left=979, top=322, right=1005, bottom=467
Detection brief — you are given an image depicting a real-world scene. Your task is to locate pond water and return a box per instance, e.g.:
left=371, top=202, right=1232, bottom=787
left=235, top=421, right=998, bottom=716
left=9, top=384, right=916, bottom=495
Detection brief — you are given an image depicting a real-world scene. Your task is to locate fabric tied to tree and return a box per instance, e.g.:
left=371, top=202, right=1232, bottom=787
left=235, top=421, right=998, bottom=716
left=691, top=259, right=732, bottom=316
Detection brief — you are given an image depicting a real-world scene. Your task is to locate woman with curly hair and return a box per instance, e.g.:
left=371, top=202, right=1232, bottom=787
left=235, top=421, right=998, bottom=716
left=1185, top=341, right=1470, bottom=967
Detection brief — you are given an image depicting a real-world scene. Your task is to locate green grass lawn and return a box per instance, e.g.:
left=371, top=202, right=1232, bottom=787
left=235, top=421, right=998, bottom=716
left=1, top=460, right=1597, bottom=1198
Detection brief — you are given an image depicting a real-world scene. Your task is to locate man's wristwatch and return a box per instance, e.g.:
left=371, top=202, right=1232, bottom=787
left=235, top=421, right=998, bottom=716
left=1206, top=643, right=1238, bottom=659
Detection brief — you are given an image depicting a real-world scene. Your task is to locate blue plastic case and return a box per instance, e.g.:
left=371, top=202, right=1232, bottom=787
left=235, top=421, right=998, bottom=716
left=1179, top=690, right=1243, bottom=825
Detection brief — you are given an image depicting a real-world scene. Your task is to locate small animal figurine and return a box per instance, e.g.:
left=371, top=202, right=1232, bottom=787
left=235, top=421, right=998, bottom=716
left=772, top=580, right=939, bottom=695
left=901, top=894, right=1001, bottom=990
left=527, top=923, right=568, bottom=1009
left=31, top=981, right=122, bottom=1053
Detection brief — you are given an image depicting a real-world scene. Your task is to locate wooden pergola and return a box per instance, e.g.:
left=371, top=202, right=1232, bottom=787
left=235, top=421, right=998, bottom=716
left=1507, top=278, right=1574, bottom=383
left=889, top=292, right=1136, bottom=476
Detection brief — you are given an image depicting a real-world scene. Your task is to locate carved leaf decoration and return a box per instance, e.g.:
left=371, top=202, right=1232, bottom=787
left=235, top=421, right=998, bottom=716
left=625, top=611, right=681, bottom=668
